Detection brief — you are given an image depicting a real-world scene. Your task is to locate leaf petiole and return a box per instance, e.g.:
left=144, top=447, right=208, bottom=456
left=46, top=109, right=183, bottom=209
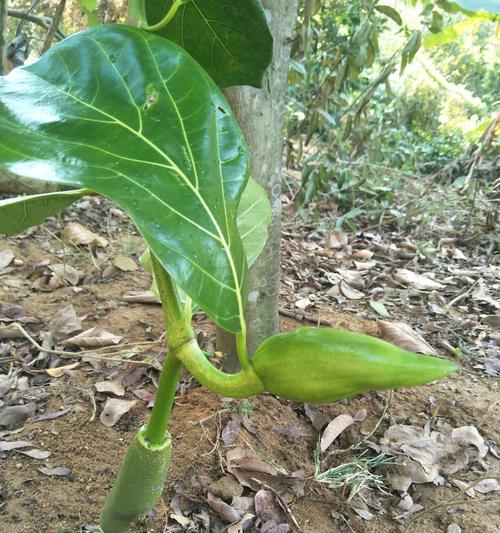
left=141, top=0, right=191, bottom=33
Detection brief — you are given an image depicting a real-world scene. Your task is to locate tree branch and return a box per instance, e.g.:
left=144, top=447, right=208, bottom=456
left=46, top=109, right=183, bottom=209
left=7, top=8, right=66, bottom=41
left=41, top=0, right=66, bottom=54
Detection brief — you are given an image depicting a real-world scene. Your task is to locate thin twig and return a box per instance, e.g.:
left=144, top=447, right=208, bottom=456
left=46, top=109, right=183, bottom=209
left=445, top=279, right=479, bottom=308
left=279, top=307, right=332, bottom=326
left=10, top=323, right=156, bottom=366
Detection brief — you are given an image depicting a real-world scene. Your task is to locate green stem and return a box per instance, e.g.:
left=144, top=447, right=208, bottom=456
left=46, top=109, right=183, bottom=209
left=236, top=330, right=251, bottom=372
left=141, top=0, right=185, bottom=32
left=151, top=253, right=194, bottom=350
left=173, top=339, right=265, bottom=397
left=143, top=352, right=181, bottom=445
left=143, top=254, right=194, bottom=445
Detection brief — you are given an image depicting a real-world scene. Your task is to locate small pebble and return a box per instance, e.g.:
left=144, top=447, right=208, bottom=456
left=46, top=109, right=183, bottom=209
left=447, top=524, right=461, bottom=533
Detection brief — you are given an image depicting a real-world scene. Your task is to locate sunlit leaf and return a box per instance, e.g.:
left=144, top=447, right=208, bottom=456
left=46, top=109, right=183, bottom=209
left=423, top=18, right=477, bottom=47
left=0, top=25, right=249, bottom=333
left=375, top=4, right=403, bottom=26
left=236, top=178, right=271, bottom=267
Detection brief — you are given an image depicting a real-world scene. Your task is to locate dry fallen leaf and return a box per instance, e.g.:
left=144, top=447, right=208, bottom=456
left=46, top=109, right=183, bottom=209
left=0, top=402, right=37, bottom=428
left=48, top=304, right=83, bottom=338
left=50, top=264, right=83, bottom=286
left=208, top=476, right=243, bottom=502
left=227, top=513, right=255, bottom=533
left=336, top=268, right=365, bottom=290
left=483, top=315, right=500, bottom=329
left=351, top=249, right=374, bottom=260
left=295, top=297, right=311, bottom=310
left=254, top=489, right=287, bottom=526
left=377, top=320, right=437, bottom=355
left=132, top=388, right=156, bottom=407
left=33, top=407, right=71, bottom=422
left=38, top=466, right=72, bottom=477
left=227, top=447, right=305, bottom=496
left=394, top=268, right=445, bottom=290
left=339, top=281, right=364, bottom=300
left=381, top=422, right=489, bottom=491
left=221, top=414, right=242, bottom=446
left=474, top=478, right=499, bottom=494
left=0, top=440, right=34, bottom=451
left=100, top=398, right=137, bottom=427
left=63, top=222, right=108, bottom=248
left=46, top=362, right=80, bottom=378
left=0, top=249, right=15, bottom=269
left=353, top=409, right=367, bottom=422
left=95, top=380, right=125, bottom=397
left=62, top=327, right=123, bottom=348
left=113, top=255, right=139, bottom=272
left=17, top=448, right=51, bottom=459
left=304, top=403, right=330, bottom=432
left=320, top=414, right=354, bottom=452
left=0, top=375, right=11, bottom=397
left=327, top=230, right=348, bottom=249
left=207, top=492, right=240, bottom=523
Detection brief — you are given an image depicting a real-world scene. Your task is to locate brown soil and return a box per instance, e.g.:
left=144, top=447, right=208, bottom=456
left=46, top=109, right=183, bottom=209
left=1, top=219, right=499, bottom=533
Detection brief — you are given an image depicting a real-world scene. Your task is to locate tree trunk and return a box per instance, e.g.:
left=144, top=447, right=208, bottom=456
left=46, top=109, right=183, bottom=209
left=0, top=0, right=7, bottom=75
left=0, top=168, right=63, bottom=194
left=219, top=0, right=299, bottom=368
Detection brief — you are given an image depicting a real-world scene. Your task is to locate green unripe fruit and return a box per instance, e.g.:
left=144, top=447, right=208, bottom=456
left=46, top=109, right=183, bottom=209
left=252, top=327, right=457, bottom=403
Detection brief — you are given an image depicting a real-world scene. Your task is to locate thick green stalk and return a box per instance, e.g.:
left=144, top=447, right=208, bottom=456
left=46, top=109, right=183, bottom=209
left=100, top=427, right=172, bottom=533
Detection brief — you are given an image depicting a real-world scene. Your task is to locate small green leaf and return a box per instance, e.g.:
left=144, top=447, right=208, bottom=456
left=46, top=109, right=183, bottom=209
left=375, top=5, right=403, bottom=25
left=369, top=300, right=390, bottom=318
left=400, top=31, right=421, bottom=74
left=145, top=0, right=273, bottom=88
left=0, top=189, right=88, bottom=235
left=430, top=10, right=444, bottom=33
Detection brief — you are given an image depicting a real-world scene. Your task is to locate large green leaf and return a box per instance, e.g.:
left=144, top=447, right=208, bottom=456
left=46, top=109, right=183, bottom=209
left=0, top=189, right=88, bottom=235
left=144, top=0, right=273, bottom=88
left=0, top=24, right=249, bottom=333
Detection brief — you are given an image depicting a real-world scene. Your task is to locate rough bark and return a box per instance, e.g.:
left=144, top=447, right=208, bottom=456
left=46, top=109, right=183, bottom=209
left=0, top=0, right=7, bottom=75
left=219, top=0, right=299, bottom=367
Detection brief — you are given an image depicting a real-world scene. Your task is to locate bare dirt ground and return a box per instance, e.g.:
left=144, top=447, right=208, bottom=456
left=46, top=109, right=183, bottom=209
left=0, top=193, right=498, bottom=533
